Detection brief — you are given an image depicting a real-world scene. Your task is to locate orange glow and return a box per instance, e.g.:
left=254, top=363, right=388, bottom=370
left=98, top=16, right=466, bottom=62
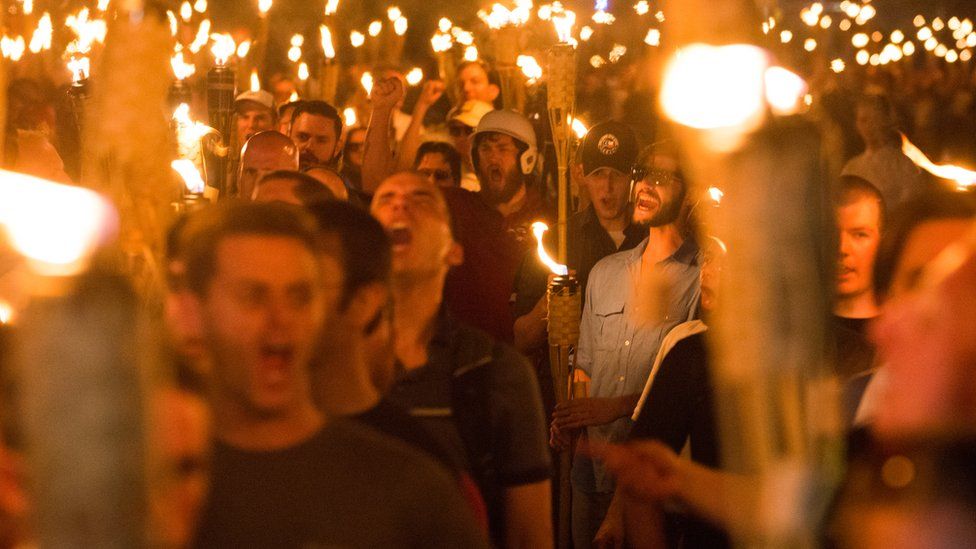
left=531, top=222, right=568, bottom=276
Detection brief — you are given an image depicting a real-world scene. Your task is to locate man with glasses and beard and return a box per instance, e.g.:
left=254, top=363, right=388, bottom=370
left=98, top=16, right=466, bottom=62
left=550, top=143, right=701, bottom=549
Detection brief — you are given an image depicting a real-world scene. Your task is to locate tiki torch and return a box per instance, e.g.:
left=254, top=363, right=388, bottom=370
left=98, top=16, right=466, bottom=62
left=319, top=24, right=339, bottom=104
left=66, top=56, right=91, bottom=137
left=431, top=23, right=456, bottom=105
left=172, top=103, right=219, bottom=210
left=206, top=34, right=236, bottom=195
left=532, top=221, right=580, bottom=549
left=478, top=4, right=529, bottom=111
left=547, top=41, right=576, bottom=263
left=169, top=50, right=195, bottom=111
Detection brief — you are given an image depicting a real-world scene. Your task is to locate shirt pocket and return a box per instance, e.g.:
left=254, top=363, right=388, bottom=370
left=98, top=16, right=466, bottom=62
left=593, top=303, right=625, bottom=352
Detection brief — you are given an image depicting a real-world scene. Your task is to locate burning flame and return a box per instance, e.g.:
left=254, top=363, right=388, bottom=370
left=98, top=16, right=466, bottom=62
left=368, top=20, right=382, bottom=37
left=298, top=62, right=310, bottom=81
left=320, top=25, right=336, bottom=59
left=464, top=45, right=479, bottom=61
left=431, top=32, right=453, bottom=53
left=171, top=50, right=196, bottom=80
left=180, top=1, right=192, bottom=22
left=28, top=12, right=52, bottom=53
left=173, top=103, right=220, bottom=166
left=250, top=69, right=260, bottom=91
left=361, top=72, right=374, bottom=95
left=258, top=0, right=272, bottom=16
left=324, top=0, right=339, bottom=16
left=350, top=31, right=365, bottom=48
left=194, top=0, right=207, bottom=13
left=67, top=56, right=90, bottom=82
left=22, top=0, right=33, bottom=15
left=343, top=107, right=357, bottom=127
left=236, top=40, right=251, bottom=58
left=405, top=67, right=423, bottom=86
left=394, top=17, right=408, bottom=36
left=452, top=27, right=474, bottom=45
left=189, top=19, right=211, bottom=53
left=531, top=222, right=568, bottom=276
left=478, top=1, right=533, bottom=29
left=902, top=134, right=976, bottom=190
left=289, top=91, right=299, bottom=102
left=661, top=44, right=768, bottom=130
left=764, top=66, right=808, bottom=116
left=172, top=159, right=207, bottom=194
left=166, top=11, right=178, bottom=36
left=1, top=36, right=25, bottom=62
left=438, top=18, right=453, bottom=33
left=387, top=7, right=402, bottom=21
left=518, top=54, right=542, bottom=82
left=570, top=117, right=587, bottom=139
left=65, top=8, right=108, bottom=57
left=707, top=186, right=724, bottom=204
left=551, top=3, right=577, bottom=44
left=0, top=301, right=11, bottom=325
left=210, top=33, right=236, bottom=65
left=0, top=170, right=117, bottom=276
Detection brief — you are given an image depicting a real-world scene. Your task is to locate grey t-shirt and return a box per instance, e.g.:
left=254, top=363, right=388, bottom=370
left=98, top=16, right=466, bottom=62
left=193, top=419, right=489, bottom=549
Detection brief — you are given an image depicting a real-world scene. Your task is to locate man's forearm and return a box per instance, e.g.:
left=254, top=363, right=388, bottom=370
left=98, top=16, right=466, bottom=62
left=395, top=103, right=430, bottom=171
left=361, top=106, right=396, bottom=194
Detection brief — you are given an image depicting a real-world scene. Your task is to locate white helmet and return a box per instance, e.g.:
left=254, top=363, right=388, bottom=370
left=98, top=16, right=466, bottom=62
left=471, top=109, right=538, bottom=175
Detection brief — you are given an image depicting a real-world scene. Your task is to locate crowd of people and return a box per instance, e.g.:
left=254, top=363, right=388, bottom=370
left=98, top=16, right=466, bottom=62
left=1, top=29, right=976, bottom=549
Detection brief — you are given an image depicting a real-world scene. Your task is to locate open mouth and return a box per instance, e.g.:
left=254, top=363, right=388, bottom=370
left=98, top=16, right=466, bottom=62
left=635, top=193, right=657, bottom=212
left=388, top=224, right=413, bottom=247
left=260, top=343, right=294, bottom=381
left=487, top=166, right=504, bottom=184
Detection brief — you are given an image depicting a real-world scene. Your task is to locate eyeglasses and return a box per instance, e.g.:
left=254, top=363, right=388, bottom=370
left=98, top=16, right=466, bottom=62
left=630, top=165, right=681, bottom=187
left=418, top=168, right=452, bottom=182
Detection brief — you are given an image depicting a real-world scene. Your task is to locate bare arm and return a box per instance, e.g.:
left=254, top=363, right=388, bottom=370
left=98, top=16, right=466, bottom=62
left=361, top=77, right=403, bottom=195
left=504, top=480, right=553, bottom=549
left=395, top=80, right=445, bottom=171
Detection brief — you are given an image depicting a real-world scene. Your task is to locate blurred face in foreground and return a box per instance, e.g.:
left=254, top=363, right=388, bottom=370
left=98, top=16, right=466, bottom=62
left=871, top=218, right=976, bottom=438
left=193, top=235, right=324, bottom=418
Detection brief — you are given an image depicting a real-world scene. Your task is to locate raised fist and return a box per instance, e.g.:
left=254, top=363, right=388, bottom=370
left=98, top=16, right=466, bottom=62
left=371, top=77, right=404, bottom=111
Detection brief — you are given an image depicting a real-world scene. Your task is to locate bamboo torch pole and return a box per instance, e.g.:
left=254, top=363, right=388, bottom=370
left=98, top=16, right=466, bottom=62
left=547, top=43, right=576, bottom=264
left=531, top=222, right=578, bottom=549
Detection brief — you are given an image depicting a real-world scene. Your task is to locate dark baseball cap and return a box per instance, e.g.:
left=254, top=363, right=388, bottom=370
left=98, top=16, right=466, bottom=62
left=579, top=121, right=638, bottom=176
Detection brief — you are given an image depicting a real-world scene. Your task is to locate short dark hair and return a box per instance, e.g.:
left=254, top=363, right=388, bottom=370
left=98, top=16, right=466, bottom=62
left=414, top=141, right=462, bottom=187
left=304, top=201, right=392, bottom=309
left=256, top=170, right=335, bottom=205
left=290, top=100, right=342, bottom=140
left=835, top=175, right=887, bottom=230
left=873, top=191, right=976, bottom=302
left=181, top=200, right=321, bottom=296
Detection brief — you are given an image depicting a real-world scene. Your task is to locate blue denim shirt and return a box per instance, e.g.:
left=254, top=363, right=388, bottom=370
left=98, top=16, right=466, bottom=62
left=574, top=236, right=700, bottom=492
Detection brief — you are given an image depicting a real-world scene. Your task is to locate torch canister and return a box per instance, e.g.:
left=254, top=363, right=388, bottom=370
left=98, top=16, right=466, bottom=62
left=547, top=274, right=581, bottom=403
left=206, top=65, right=236, bottom=195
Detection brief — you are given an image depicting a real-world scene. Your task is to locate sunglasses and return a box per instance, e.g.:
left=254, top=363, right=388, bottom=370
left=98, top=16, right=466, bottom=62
left=630, top=166, right=681, bottom=187
left=418, top=168, right=452, bottom=182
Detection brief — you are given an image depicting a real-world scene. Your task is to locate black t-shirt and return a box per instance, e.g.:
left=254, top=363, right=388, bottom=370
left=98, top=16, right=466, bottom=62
left=833, top=315, right=876, bottom=380
left=352, top=398, right=467, bottom=474
left=629, top=333, right=730, bottom=549
left=193, top=419, right=489, bottom=549
left=387, top=313, right=552, bottom=546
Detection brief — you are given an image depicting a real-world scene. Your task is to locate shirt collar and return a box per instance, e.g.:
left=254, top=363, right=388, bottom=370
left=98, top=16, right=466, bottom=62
left=625, top=235, right=699, bottom=266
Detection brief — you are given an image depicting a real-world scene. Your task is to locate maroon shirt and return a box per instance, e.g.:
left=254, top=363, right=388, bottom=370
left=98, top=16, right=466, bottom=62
left=442, top=186, right=553, bottom=343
